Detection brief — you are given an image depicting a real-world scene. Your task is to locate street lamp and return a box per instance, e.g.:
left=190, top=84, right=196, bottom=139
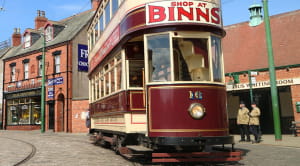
left=249, top=0, right=282, bottom=140
left=40, top=33, right=46, bottom=133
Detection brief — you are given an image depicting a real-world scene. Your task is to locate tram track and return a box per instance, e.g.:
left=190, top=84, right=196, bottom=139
left=0, top=137, right=36, bottom=166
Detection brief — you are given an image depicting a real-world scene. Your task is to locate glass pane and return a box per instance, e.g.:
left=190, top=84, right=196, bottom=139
left=32, top=102, right=41, bottom=124
left=105, top=1, right=111, bottom=26
left=99, top=15, right=104, bottom=33
left=129, top=60, right=144, bottom=87
left=211, top=36, right=223, bottom=82
left=94, top=23, right=99, bottom=40
left=173, top=38, right=210, bottom=81
left=112, top=0, right=118, bottom=15
left=111, top=69, right=115, bottom=92
left=147, top=34, right=171, bottom=82
left=116, top=63, right=122, bottom=90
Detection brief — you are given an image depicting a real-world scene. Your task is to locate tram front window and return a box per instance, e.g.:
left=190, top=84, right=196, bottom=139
left=173, top=38, right=210, bottom=81
left=147, top=34, right=171, bottom=82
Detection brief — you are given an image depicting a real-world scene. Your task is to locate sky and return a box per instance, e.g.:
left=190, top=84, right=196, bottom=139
left=0, top=0, right=299, bottom=42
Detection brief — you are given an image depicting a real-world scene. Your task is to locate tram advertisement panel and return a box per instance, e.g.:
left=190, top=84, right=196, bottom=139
left=146, top=0, right=221, bottom=27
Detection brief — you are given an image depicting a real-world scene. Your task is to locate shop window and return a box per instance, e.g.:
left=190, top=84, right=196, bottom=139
left=147, top=34, right=171, bottom=82
left=173, top=38, right=210, bottom=81
left=6, top=97, right=41, bottom=125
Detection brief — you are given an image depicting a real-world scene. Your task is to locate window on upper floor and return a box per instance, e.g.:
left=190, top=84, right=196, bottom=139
left=11, top=66, right=16, bottom=82
left=24, top=34, right=31, bottom=48
left=24, top=63, right=29, bottom=79
left=45, top=26, right=53, bottom=42
left=38, top=59, right=42, bottom=77
left=54, top=55, right=60, bottom=73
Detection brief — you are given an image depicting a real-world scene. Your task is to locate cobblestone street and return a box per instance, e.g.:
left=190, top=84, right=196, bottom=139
left=1, top=131, right=300, bottom=166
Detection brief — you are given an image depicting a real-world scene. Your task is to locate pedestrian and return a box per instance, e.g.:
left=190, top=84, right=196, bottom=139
left=86, top=109, right=91, bottom=135
left=237, top=101, right=251, bottom=142
left=249, top=102, right=261, bottom=143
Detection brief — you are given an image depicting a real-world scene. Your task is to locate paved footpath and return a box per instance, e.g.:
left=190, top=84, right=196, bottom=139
left=1, top=131, right=300, bottom=166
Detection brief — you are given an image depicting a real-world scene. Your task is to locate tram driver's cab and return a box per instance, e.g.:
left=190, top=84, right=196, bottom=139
left=125, top=31, right=224, bottom=89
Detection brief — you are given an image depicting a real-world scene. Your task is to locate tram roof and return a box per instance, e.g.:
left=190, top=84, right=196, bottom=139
left=223, top=9, right=300, bottom=74
left=3, top=10, right=95, bottom=60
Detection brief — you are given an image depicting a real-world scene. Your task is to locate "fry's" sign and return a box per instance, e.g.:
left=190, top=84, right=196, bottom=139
left=146, top=0, right=222, bottom=27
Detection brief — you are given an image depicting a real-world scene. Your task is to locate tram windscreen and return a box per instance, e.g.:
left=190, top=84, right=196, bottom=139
left=211, top=36, right=223, bottom=82
left=147, top=34, right=171, bottom=82
left=173, top=38, right=210, bottom=81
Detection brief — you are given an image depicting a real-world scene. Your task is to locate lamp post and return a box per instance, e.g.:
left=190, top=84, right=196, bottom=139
left=40, top=33, right=46, bottom=133
left=261, top=0, right=282, bottom=140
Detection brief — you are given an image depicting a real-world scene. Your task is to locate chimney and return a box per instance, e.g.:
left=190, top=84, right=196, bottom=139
left=91, top=0, right=100, bottom=11
left=12, top=28, right=21, bottom=47
left=35, top=10, right=48, bottom=30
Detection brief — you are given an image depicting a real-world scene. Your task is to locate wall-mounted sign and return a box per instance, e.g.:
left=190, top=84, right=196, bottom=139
left=48, top=87, right=54, bottom=99
left=78, top=44, right=89, bottom=72
left=227, top=78, right=300, bottom=91
left=47, top=77, right=63, bottom=86
left=146, top=0, right=221, bottom=27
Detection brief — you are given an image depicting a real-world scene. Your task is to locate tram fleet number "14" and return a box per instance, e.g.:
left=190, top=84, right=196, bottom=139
left=189, top=91, right=203, bottom=100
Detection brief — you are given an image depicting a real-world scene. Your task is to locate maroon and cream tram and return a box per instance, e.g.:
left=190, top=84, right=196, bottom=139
left=87, top=0, right=242, bottom=163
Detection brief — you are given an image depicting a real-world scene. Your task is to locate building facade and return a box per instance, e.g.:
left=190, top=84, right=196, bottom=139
left=1, top=3, right=97, bottom=132
left=0, top=47, right=11, bottom=128
left=223, top=10, right=300, bottom=134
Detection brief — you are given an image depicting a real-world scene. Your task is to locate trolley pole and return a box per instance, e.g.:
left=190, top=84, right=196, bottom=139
left=262, top=0, right=282, bottom=140
left=40, top=33, right=46, bottom=133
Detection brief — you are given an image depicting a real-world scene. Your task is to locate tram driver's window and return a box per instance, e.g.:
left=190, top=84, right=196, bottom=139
left=173, top=38, right=210, bottom=81
left=126, top=42, right=144, bottom=87
left=147, top=34, right=171, bottom=82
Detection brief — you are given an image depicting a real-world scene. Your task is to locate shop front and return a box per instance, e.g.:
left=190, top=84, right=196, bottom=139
left=4, top=89, right=41, bottom=130
left=226, top=77, right=300, bottom=134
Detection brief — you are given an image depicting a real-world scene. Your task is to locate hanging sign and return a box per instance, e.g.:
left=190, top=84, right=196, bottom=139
left=146, top=0, right=222, bottom=27
left=78, top=44, right=89, bottom=72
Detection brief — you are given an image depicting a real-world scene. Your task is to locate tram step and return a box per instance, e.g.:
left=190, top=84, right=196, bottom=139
left=127, top=145, right=153, bottom=152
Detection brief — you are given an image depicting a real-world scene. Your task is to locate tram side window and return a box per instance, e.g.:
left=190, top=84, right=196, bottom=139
left=126, top=43, right=144, bottom=87
left=147, top=34, right=171, bottom=82
left=173, top=38, right=210, bottom=81
left=211, top=36, right=223, bottom=82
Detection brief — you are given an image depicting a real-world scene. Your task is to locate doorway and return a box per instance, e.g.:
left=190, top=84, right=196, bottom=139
left=48, top=101, right=55, bottom=130
left=57, top=94, right=65, bottom=132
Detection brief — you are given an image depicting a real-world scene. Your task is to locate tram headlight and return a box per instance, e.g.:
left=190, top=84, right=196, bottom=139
left=188, top=103, right=206, bottom=119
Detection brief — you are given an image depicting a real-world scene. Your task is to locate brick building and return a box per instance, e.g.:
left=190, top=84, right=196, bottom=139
left=223, top=10, right=300, bottom=134
left=1, top=1, right=99, bottom=132
left=1, top=47, right=11, bottom=128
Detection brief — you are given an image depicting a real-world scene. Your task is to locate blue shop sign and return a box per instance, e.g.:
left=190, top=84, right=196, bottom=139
left=78, top=44, right=88, bottom=72
left=48, top=77, right=63, bottom=86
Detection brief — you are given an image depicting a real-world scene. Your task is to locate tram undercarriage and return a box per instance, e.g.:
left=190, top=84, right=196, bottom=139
left=90, top=130, right=242, bottom=163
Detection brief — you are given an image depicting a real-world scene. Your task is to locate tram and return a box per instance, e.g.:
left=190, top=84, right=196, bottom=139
left=87, top=0, right=242, bottom=163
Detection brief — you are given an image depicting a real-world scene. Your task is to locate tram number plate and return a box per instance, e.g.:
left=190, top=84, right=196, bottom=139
left=189, top=91, right=203, bottom=100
